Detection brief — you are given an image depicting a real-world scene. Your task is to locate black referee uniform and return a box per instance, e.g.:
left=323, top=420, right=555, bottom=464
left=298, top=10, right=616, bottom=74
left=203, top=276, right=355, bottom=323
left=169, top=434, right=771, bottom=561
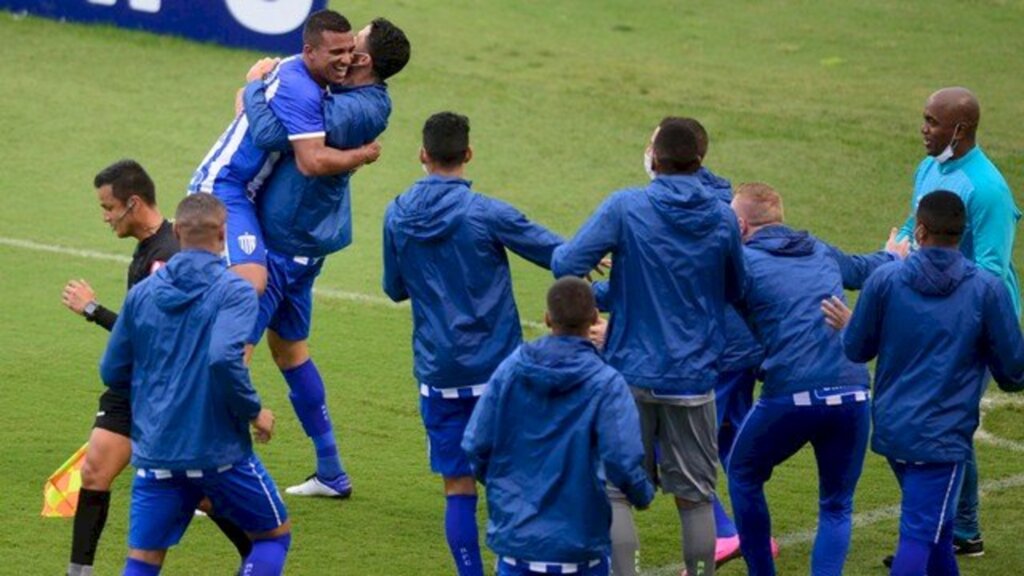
left=86, top=220, right=178, bottom=436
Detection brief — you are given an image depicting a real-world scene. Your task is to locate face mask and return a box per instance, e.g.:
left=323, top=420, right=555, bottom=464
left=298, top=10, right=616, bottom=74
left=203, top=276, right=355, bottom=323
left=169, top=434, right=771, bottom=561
left=643, top=150, right=656, bottom=180
left=935, top=124, right=963, bottom=164
left=422, top=163, right=429, bottom=175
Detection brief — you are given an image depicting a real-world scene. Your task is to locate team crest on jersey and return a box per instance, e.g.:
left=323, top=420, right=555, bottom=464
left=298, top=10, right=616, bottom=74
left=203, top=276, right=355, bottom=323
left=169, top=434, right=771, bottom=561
left=238, top=233, right=257, bottom=255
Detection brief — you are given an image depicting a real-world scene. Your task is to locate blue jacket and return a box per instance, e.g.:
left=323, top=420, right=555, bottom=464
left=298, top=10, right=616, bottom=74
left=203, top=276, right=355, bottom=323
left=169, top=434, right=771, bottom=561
left=244, top=80, right=392, bottom=257
left=462, top=336, right=654, bottom=563
left=843, top=248, right=1024, bottom=463
left=100, top=250, right=262, bottom=470
left=699, top=167, right=765, bottom=372
left=739, top=226, right=893, bottom=397
left=898, top=146, right=1021, bottom=316
left=382, top=176, right=564, bottom=389
left=552, top=174, right=745, bottom=394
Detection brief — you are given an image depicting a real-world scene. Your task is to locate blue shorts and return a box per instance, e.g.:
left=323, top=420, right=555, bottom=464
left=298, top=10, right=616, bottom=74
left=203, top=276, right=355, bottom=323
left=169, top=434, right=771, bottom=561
left=889, top=459, right=966, bottom=544
left=195, top=185, right=267, bottom=268
left=128, top=454, right=287, bottom=550
left=420, top=395, right=479, bottom=478
left=497, top=557, right=609, bottom=576
left=249, top=250, right=324, bottom=344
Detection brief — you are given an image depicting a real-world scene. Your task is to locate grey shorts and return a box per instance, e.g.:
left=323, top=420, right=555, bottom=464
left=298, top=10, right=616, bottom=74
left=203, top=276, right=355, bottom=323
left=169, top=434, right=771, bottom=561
left=632, top=388, right=718, bottom=502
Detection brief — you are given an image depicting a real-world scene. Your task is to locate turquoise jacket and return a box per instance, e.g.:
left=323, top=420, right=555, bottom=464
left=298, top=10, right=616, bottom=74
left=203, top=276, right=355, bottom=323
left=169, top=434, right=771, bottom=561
left=897, top=146, right=1021, bottom=316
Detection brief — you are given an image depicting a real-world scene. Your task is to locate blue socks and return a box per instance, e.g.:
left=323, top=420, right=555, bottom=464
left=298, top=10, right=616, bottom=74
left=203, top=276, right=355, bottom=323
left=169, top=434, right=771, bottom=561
left=713, top=496, right=738, bottom=538
left=123, top=558, right=161, bottom=576
left=445, top=494, right=484, bottom=576
left=283, top=360, right=345, bottom=480
left=241, top=533, right=292, bottom=576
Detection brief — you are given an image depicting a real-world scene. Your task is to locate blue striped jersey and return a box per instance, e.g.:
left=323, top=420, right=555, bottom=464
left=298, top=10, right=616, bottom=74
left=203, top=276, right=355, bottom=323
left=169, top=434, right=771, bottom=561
left=188, top=56, right=326, bottom=198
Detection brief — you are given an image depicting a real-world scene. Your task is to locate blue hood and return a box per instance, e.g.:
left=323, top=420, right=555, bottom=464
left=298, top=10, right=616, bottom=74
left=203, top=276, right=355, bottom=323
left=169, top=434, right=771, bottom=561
left=746, top=225, right=817, bottom=257
left=462, top=336, right=654, bottom=563
left=901, top=247, right=973, bottom=297
left=519, top=336, right=606, bottom=395
left=698, top=166, right=733, bottom=204
left=647, top=174, right=721, bottom=235
left=152, top=250, right=226, bottom=312
left=391, top=176, right=472, bottom=244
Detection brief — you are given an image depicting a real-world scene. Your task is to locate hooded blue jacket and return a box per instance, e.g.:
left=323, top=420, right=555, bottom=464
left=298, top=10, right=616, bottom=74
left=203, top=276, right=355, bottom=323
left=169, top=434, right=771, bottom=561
left=843, top=248, right=1024, bottom=463
left=740, top=226, right=893, bottom=397
left=244, top=80, right=391, bottom=257
left=100, top=250, right=262, bottom=470
left=462, top=336, right=654, bottom=562
left=552, top=174, right=745, bottom=394
left=382, top=176, right=564, bottom=389
left=700, top=167, right=765, bottom=372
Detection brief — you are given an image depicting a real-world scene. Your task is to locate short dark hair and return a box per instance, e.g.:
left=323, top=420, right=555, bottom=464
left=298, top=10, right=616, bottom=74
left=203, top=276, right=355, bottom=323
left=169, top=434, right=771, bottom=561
left=653, top=117, right=701, bottom=175
left=368, top=18, right=410, bottom=81
left=303, top=10, right=351, bottom=47
left=547, top=277, right=597, bottom=333
left=423, top=112, right=470, bottom=168
left=174, top=194, right=225, bottom=248
left=676, top=117, right=709, bottom=158
left=917, top=190, right=965, bottom=246
left=94, top=159, right=156, bottom=206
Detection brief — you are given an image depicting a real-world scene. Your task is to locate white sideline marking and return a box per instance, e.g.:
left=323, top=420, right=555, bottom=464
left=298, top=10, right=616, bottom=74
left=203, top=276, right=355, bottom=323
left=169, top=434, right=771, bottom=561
left=0, top=236, right=547, bottom=330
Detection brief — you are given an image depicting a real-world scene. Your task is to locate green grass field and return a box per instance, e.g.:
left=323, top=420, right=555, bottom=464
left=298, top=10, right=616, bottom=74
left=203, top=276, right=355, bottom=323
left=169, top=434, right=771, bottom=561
left=2, top=1, right=1024, bottom=574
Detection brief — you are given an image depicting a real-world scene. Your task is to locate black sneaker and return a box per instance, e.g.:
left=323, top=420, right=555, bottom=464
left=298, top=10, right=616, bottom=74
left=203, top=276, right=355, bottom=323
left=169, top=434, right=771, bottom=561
left=953, top=536, right=984, bottom=557
left=884, top=537, right=984, bottom=567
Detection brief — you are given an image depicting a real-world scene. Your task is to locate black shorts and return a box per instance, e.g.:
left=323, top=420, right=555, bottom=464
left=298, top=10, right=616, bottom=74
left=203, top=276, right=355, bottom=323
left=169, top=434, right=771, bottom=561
left=93, top=389, right=132, bottom=438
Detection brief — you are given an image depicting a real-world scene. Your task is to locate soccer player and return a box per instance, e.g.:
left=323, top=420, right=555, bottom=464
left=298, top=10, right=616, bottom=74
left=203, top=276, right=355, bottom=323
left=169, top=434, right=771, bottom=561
left=461, top=277, right=655, bottom=576
left=100, top=194, right=290, bottom=576
left=188, top=9, right=379, bottom=295
left=890, top=87, right=1021, bottom=560
left=726, top=182, right=901, bottom=576
left=685, top=117, right=768, bottom=567
left=232, top=18, right=410, bottom=498
left=61, top=161, right=249, bottom=576
left=825, top=191, right=1024, bottom=576
left=382, top=112, right=564, bottom=576
left=553, top=117, right=746, bottom=576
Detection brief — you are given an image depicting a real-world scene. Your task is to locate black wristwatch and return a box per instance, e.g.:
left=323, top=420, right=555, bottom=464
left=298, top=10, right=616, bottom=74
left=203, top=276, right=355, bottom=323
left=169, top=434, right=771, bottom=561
left=83, top=300, right=99, bottom=322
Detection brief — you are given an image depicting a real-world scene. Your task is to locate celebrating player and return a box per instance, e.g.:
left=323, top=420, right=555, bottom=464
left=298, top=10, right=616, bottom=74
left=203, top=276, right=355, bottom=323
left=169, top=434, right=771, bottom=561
left=382, top=112, right=564, bottom=576
left=100, top=194, right=290, bottom=576
left=462, top=277, right=655, bottom=576
left=188, top=9, right=378, bottom=295
left=553, top=117, right=745, bottom=576
left=234, top=17, right=410, bottom=498
left=826, top=190, right=1024, bottom=576
left=726, top=182, right=902, bottom=576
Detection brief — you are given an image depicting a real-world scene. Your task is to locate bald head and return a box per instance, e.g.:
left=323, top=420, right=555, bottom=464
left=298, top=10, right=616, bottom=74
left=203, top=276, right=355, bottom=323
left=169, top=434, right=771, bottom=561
left=922, top=87, right=980, bottom=158
left=927, top=87, right=980, bottom=130
left=174, top=194, right=226, bottom=252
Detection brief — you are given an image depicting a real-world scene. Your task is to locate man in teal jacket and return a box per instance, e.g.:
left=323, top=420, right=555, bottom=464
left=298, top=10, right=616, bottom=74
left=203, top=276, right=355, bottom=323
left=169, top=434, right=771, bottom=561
left=889, top=86, right=1020, bottom=563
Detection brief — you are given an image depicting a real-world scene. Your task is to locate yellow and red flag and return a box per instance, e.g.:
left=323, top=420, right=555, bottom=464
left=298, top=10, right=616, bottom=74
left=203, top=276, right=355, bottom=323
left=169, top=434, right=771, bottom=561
left=41, top=443, right=88, bottom=518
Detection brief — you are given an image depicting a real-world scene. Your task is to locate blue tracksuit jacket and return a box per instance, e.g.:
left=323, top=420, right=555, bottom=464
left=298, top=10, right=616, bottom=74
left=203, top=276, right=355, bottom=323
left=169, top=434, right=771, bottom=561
left=244, top=80, right=391, bottom=257
left=843, top=247, right=1024, bottom=463
left=382, top=175, right=564, bottom=389
left=100, top=250, right=262, bottom=470
left=462, top=335, right=654, bottom=563
left=551, top=173, right=745, bottom=394
left=700, top=167, right=765, bottom=372
left=740, top=225, right=893, bottom=397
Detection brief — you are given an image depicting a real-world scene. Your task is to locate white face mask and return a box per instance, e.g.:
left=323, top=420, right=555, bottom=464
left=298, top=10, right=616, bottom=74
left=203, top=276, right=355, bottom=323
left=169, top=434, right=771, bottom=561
left=935, top=124, right=963, bottom=164
left=643, top=150, right=656, bottom=180
left=422, top=163, right=430, bottom=175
